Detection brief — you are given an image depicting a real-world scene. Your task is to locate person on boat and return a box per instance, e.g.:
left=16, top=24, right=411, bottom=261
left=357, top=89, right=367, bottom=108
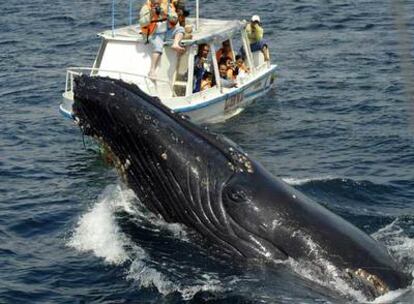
left=200, top=72, right=213, bottom=91
left=216, top=40, right=234, bottom=62
left=193, top=43, right=211, bottom=93
left=219, top=57, right=236, bottom=80
left=245, top=15, right=270, bottom=61
left=219, top=62, right=236, bottom=88
left=234, top=54, right=250, bottom=82
left=139, top=0, right=185, bottom=79
left=235, top=55, right=250, bottom=75
left=235, top=55, right=249, bottom=73
left=172, top=0, right=189, bottom=26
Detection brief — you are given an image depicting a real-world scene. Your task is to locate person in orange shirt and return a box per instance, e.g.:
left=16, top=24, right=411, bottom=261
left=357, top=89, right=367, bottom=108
left=139, top=0, right=185, bottom=78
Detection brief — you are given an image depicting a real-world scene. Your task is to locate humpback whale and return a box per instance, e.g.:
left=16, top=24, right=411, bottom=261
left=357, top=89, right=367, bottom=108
left=72, top=75, right=411, bottom=300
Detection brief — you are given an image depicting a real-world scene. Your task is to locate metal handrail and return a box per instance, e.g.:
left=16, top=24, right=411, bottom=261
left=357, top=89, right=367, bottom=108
left=64, top=67, right=173, bottom=97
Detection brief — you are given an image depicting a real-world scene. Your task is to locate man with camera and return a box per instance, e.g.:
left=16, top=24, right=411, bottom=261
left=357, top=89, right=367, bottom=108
left=140, top=0, right=186, bottom=79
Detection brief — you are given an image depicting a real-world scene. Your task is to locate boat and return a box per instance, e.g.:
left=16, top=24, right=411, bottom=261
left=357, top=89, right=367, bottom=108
left=60, top=1, right=277, bottom=124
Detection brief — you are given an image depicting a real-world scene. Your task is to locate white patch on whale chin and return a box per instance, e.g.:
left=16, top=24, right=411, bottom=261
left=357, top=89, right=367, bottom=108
left=371, top=288, right=411, bottom=304
left=285, top=232, right=369, bottom=302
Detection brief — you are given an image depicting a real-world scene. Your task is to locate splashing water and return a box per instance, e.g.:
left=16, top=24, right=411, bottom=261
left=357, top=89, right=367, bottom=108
left=67, top=184, right=223, bottom=300
left=67, top=184, right=135, bottom=264
left=372, top=218, right=414, bottom=276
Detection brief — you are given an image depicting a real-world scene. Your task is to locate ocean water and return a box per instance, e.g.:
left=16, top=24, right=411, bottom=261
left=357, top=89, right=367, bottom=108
left=1, top=0, right=414, bottom=303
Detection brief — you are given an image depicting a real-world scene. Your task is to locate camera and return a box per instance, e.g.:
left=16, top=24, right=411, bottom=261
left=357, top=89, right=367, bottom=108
left=154, top=6, right=162, bottom=15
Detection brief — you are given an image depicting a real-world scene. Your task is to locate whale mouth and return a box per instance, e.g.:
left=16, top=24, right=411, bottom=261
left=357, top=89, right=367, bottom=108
left=345, top=268, right=389, bottom=299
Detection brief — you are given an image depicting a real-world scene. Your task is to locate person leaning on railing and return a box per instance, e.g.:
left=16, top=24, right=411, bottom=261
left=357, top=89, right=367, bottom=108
left=172, top=0, right=190, bottom=26
left=245, top=15, right=270, bottom=61
left=139, top=0, right=185, bottom=79
left=219, top=62, right=237, bottom=88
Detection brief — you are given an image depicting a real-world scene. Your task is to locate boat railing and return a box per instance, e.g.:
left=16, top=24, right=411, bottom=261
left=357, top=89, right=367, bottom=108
left=64, top=67, right=173, bottom=98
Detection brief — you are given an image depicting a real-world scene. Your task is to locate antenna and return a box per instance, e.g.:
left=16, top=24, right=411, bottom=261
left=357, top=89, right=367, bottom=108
left=129, top=0, right=133, bottom=25
left=196, top=0, right=199, bottom=31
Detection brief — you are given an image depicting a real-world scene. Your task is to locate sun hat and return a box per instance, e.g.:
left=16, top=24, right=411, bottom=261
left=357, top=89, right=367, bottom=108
left=251, top=15, right=261, bottom=23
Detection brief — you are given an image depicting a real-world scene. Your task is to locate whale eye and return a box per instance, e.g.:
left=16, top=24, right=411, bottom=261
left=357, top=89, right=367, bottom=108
left=230, top=190, right=247, bottom=202
left=225, top=185, right=249, bottom=203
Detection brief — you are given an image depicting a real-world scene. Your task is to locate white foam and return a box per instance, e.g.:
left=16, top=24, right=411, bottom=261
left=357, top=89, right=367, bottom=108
left=68, top=182, right=190, bottom=264
left=372, top=219, right=414, bottom=274
left=369, top=219, right=414, bottom=302
left=68, top=185, right=135, bottom=265
left=127, top=260, right=223, bottom=300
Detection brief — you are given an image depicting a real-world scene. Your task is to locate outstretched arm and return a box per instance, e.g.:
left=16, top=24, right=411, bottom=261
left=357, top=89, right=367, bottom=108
left=139, top=5, right=152, bottom=27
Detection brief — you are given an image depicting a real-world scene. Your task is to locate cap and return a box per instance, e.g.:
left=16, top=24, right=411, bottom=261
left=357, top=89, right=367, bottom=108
left=251, top=15, right=261, bottom=23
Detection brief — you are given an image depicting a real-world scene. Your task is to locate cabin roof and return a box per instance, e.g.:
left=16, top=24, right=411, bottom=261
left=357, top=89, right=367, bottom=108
left=98, top=18, right=246, bottom=45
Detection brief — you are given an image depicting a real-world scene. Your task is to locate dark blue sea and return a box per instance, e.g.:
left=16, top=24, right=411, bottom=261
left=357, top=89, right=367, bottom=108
left=1, top=0, right=414, bottom=303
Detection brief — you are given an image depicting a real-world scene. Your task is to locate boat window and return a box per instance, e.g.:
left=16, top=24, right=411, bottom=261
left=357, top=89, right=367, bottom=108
left=192, top=43, right=215, bottom=93
left=212, top=37, right=251, bottom=86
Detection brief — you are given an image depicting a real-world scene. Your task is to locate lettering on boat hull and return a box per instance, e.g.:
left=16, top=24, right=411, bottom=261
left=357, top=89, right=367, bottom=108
left=224, top=92, right=244, bottom=114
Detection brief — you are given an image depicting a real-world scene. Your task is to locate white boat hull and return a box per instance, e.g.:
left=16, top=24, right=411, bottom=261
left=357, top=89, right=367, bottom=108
left=60, top=66, right=276, bottom=124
